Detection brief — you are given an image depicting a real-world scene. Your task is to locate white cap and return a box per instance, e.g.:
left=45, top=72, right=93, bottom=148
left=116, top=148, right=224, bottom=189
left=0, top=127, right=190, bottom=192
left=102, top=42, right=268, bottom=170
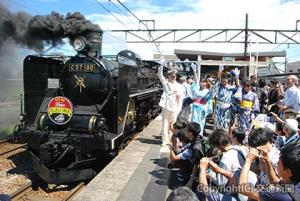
left=284, top=118, right=299, bottom=133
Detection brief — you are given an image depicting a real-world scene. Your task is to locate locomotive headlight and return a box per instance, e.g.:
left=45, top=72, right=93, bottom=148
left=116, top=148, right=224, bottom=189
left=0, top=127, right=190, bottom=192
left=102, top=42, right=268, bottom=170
left=18, top=114, right=25, bottom=122
left=72, top=38, right=86, bottom=52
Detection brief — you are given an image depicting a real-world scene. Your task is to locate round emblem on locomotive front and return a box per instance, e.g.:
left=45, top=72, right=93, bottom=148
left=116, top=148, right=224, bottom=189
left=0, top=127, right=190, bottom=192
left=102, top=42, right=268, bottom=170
left=47, top=96, right=73, bottom=125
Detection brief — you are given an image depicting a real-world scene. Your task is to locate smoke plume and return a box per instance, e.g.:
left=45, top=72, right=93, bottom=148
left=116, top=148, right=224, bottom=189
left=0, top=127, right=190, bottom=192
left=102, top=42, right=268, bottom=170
left=0, top=3, right=101, bottom=102
left=0, top=4, right=101, bottom=51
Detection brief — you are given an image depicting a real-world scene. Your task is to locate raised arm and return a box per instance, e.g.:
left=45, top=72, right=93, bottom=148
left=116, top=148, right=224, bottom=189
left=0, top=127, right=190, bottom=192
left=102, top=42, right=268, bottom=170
left=278, top=82, right=284, bottom=97
left=239, top=148, right=259, bottom=201
left=232, top=68, right=241, bottom=87
left=212, top=65, right=223, bottom=97
left=157, top=64, right=166, bottom=85
left=208, top=161, right=234, bottom=182
left=191, top=63, right=199, bottom=84
left=217, top=64, right=223, bottom=80
left=199, top=158, right=209, bottom=191
left=257, top=146, right=281, bottom=184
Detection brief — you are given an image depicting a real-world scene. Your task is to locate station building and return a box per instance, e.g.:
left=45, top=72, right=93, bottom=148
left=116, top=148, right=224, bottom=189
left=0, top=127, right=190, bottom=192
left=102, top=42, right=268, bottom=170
left=154, top=49, right=286, bottom=81
left=286, top=61, right=300, bottom=75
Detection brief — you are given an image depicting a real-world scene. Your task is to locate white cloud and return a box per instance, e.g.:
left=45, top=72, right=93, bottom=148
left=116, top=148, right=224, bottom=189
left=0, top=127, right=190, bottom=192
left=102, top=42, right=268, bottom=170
left=86, top=0, right=300, bottom=61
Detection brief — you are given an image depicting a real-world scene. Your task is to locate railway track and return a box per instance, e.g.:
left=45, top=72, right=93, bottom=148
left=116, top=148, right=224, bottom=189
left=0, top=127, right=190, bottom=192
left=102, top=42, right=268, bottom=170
left=0, top=138, right=26, bottom=157
left=9, top=179, right=86, bottom=201
left=0, top=119, right=154, bottom=200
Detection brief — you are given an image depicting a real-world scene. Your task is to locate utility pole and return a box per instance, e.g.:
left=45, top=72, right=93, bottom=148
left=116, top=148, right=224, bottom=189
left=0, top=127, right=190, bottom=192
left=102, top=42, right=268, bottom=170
left=244, top=13, right=248, bottom=56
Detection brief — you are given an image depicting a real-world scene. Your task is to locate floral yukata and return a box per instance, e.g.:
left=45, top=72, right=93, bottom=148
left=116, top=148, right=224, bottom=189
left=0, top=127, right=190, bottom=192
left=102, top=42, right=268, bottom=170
left=237, top=90, right=259, bottom=136
left=191, top=82, right=213, bottom=137
left=212, top=80, right=241, bottom=132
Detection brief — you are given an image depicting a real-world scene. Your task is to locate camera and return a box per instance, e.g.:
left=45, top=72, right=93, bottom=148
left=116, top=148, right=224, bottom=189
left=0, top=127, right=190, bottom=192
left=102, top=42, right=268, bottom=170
left=174, top=128, right=189, bottom=143
left=173, top=120, right=187, bottom=130
left=209, top=156, right=221, bottom=163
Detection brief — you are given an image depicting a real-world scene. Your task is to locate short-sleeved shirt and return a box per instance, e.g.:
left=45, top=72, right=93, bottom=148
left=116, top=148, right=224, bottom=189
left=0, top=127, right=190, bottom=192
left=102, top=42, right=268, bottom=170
left=259, top=184, right=300, bottom=201
left=284, top=133, right=299, bottom=146
left=178, top=148, right=192, bottom=160
left=215, top=145, right=247, bottom=186
left=284, top=85, right=300, bottom=113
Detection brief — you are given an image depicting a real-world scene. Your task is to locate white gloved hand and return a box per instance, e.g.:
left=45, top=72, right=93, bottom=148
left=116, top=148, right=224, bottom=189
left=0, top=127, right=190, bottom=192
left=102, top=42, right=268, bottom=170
left=234, top=68, right=240, bottom=78
left=158, top=65, right=164, bottom=74
left=191, top=63, right=197, bottom=72
left=160, top=56, right=165, bottom=66
left=219, top=65, right=224, bottom=72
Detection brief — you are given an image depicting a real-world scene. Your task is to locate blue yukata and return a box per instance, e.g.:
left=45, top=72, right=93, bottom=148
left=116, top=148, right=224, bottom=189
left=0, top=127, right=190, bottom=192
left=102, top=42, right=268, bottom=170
left=237, top=90, right=259, bottom=136
left=191, top=82, right=213, bottom=136
left=212, top=80, right=241, bottom=132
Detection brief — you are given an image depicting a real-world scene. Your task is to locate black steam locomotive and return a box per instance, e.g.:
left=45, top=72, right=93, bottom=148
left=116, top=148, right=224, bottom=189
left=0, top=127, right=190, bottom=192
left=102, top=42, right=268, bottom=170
left=15, top=28, right=162, bottom=184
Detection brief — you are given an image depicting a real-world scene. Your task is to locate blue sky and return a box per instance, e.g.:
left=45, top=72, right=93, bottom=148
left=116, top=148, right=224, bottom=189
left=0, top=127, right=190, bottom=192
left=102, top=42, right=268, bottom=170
left=3, top=0, right=300, bottom=63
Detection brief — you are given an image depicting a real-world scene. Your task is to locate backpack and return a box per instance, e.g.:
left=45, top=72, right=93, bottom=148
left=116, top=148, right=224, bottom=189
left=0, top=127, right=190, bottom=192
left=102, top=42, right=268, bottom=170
left=185, top=137, right=211, bottom=191
left=191, top=137, right=211, bottom=162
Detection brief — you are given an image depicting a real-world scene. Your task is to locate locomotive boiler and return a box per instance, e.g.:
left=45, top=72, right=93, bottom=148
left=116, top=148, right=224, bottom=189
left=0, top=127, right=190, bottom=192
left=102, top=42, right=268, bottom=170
left=15, top=27, right=162, bottom=184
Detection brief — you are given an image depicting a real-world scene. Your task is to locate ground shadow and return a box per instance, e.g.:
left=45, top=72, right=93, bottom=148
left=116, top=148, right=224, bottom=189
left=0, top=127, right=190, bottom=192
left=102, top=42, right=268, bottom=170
left=6, top=150, right=36, bottom=180
left=135, top=137, right=161, bottom=145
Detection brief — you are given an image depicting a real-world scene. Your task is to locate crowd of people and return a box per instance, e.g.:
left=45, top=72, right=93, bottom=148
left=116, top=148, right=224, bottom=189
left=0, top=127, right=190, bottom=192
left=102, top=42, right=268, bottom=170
left=157, top=62, right=300, bottom=201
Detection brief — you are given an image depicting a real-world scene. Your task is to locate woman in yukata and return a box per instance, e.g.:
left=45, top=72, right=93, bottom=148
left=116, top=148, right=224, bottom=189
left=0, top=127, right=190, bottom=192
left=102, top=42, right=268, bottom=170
left=190, top=63, right=213, bottom=137
left=212, top=65, right=241, bottom=132
left=237, top=80, right=260, bottom=139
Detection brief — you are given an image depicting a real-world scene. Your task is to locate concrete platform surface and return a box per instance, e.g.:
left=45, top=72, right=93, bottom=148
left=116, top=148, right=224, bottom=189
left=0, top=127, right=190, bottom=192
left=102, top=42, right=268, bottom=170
left=73, top=115, right=173, bottom=201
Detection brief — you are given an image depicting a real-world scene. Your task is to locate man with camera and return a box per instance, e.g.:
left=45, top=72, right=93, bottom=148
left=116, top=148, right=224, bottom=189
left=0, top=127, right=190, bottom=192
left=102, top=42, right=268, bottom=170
left=168, top=122, right=205, bottom=187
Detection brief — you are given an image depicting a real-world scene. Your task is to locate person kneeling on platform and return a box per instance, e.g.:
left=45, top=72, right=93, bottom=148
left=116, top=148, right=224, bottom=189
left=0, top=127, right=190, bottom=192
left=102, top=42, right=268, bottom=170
left=168, top=122, right=205, bottom=186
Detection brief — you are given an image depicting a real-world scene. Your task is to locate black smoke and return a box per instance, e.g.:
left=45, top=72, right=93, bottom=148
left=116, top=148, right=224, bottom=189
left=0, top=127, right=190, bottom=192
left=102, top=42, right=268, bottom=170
left=27, top=11, right=101, bottom=50
left=0, top=3, right=101, bottom=100
left=0, top=4, right=101, bottom=51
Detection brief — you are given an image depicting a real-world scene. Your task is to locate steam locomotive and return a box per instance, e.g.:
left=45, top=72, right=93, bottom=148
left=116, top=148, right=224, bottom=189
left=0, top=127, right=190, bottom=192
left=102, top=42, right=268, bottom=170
left=15, top=28, right=162, bottom=184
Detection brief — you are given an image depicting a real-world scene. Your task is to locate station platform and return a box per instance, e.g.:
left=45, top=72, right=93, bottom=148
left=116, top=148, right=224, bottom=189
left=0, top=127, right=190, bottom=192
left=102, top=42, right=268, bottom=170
left=73, top=115, right=175, bottom=201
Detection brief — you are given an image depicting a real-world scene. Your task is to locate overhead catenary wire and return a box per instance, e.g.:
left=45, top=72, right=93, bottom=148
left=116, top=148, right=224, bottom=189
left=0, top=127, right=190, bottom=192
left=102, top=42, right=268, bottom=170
left=10, top=0, right=41, bottom=14
left=270, top=32, right=298, bottom=51
left=116, top=0, right=162, bottom=56
left=8, top=0, right=130, bottom=54
left=94, top=0, right=130, bottom=29
left=108, top=0, right=137, bottom=27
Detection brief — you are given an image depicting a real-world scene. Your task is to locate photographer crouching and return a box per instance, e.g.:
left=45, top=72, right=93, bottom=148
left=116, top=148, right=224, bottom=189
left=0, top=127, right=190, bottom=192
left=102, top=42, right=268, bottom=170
left=168, top=122, right=205, bottom=187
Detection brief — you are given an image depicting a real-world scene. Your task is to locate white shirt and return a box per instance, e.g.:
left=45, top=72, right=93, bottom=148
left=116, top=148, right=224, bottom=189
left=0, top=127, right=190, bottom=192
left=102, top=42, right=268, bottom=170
left=215, top=145, right=248, bottom=186
left=284, top=85, right=300, bottom=113
left=157, top=73, right=183, bottom=113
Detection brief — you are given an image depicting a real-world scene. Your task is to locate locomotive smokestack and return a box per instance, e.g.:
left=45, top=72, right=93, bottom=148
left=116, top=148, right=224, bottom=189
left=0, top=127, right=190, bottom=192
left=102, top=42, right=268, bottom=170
left=85, top=29, right=103, bottom=57
left=71, top=28, right=103, bottom=57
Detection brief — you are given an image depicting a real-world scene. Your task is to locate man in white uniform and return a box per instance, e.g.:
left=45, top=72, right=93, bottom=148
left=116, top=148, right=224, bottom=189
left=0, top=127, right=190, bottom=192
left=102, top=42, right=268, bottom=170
left=157, top=64, right=182, bottom=146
